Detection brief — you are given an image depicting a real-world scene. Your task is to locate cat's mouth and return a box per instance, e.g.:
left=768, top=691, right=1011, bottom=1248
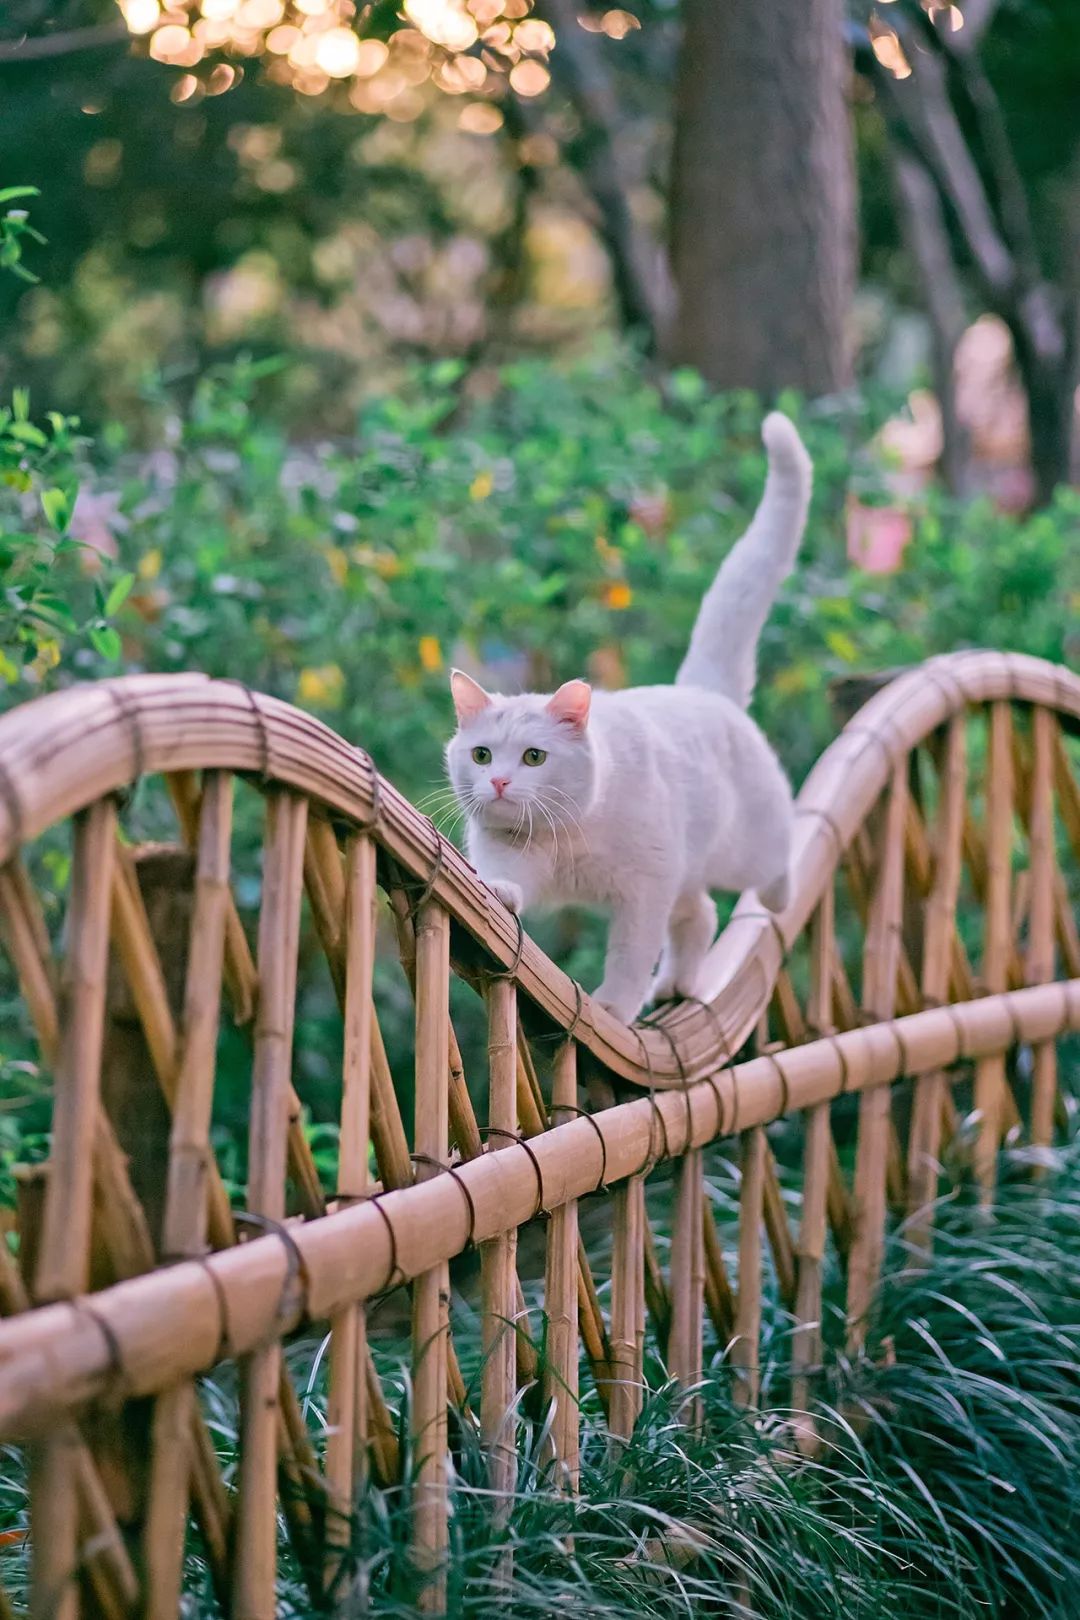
left=472, top=795, right=525, bottom=830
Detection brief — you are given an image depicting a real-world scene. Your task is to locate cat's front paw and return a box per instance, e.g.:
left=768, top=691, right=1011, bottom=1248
left=593, top=982, right=646, bottom=1024
left=488, top=878, right=524, bottom=915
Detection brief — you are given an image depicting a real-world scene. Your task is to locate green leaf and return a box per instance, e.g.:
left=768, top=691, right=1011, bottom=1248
left=0, top=187, right=40, bottom=205
left=40, top=487, right=70, bottom=532
left=89, top=625, right=122, bottom=661
left=104, top=571, right=135, bottom=616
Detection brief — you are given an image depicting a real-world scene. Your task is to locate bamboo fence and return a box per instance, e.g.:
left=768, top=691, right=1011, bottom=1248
left=0, top=647, right=1076, bottom=1617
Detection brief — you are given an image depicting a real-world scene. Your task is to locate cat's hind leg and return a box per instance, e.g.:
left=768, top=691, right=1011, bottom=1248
left=651, top=890, right=717, bottom=1004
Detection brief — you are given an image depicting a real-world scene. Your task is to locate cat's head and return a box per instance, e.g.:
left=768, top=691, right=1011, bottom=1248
left=445, top=671, right=596, bottom=832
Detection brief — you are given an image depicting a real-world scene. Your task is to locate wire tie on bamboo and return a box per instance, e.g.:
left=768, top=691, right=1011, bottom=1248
left=760, top=1050, right=792, bottom=1116
left=487, top=911, right=526, bottom=982
left=234, top=1212, right=311, bottom=1331
left=189, top=1255, right=235, bottom=1363
left=731, top=908, right=789, bottom=957
left=544, top=1104, right=610, bottom=1191
left=795, top=804, right=847, bottom=857
left=888, top=1020, right=912, bottom=1081
left=565, top=978, right=585, bottom=1040
left=479, top=1129, right=547, bottom=1219
left=406, top=821, right=445, bottom=921
left=408, top=1153, right=479, bottom=1244
left=680, top=996, right=737, bottom=1130
left=921, top=661, right=966, bottom=714
left=844, top=724, right=898, bottom=771
left=106, top=680, right=146, bottom=795
left=356, top=1191, right=404, bottom=1293
left=353, top=747, right=383, bottom=835
left=227, top=680, right=274, bottom=784
left=70, top=1297, right=127, bottom=1403
left=823, top=1032, right=851, bottom=1095
left=940, top=1002, right=969, bottom=1065
left=644, top=1017, right=694, bottom=1145
left=0, top=757, right=24, bottom=847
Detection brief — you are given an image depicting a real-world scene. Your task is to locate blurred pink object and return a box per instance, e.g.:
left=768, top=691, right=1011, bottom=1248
left=846, top=496, right=912, bottom=574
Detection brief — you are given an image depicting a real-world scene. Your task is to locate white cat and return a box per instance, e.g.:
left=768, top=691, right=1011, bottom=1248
left=445, top=412, right=812, bottom=1024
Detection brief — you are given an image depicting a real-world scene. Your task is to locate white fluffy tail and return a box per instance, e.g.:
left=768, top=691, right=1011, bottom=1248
left=676, top=412, right=811, bottom=709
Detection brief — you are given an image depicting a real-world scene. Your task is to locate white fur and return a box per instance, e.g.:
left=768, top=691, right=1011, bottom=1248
left=445, top=411, right=812, bottom=1023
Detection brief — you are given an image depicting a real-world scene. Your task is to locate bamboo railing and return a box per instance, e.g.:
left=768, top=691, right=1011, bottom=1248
left=0, top=648, right=1077, bottom=1616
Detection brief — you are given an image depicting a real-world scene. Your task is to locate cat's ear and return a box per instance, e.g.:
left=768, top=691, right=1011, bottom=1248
left=450, top=669, right=492, bottom=726
left=546, top=679, right=591, bottom=733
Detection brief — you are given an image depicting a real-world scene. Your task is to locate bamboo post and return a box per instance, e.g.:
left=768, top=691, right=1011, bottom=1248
left=233, top=791, right=308, bottom=1620
left=668, top=1147, right=704, bottom=1423
left=410, top=900, right=451, bottom=1614
left=974, top=701, right=1014, bottom=1199
left=907, top=715, right=966, bottom=1246
left=608, top=1172, right=645, bottom=1443
left=732, top=1125, right=766, bottom=1409
left=143, top=773, right=233, bottom=1620
left=702, top=1200, right=735, bottom=1344
left=847, top=762, right=907, bottom=1354
left=791, top=889, right=836, bottom=1451
left=544, top=1040, right=580, bottom=1489
left=481, top=976, right=518, bottom=1577
left=32, top=798, right=116, bottom=1620
left=324, top=834, right=377, bottom=1602
left=1027, top=709, right=1059, bottom=1154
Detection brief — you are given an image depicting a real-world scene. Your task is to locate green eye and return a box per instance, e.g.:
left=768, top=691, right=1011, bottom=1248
left=471, top=746, right=492, bottom=765
left=522, top=748, right=547, bottom=767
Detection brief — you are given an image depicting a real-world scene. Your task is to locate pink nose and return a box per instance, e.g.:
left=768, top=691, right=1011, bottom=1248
left=490, top=776, right=511, bottom=798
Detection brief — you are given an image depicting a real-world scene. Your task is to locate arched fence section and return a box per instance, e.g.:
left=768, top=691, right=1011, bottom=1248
left=0, top=648, right=1076, bottom=1617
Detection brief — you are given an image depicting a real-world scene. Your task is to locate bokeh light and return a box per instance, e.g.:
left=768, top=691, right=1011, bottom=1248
left=115, top=0, right=558, bottom=121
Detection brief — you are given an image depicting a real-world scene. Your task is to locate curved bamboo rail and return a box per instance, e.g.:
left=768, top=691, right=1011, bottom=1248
left=0, top=647, right=1076, bottom=1617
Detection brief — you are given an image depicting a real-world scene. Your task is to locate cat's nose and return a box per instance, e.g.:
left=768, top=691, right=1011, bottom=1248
left=490, top=776, right=511, bottom=797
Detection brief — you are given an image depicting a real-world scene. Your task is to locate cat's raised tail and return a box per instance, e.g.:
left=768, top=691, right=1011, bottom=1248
left=675, top=411, right=811, bottom=709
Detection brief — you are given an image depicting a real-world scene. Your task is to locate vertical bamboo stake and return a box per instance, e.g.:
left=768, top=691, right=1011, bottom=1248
left=1027, top=708, right=1058, bottom=1154
left=702, top=1201, right=735, bottom=1344
left=233, top=791, right=308, bottom=1620
left=544, top=1040, right=580, bottom=1489
left=791, top=890, right=835, bottom=1451
left=974, top=701, right=1013, bottom=1199
left=908, top=717, right=966, bottom=1246
left=668, top=1146, right=705, bottom=1424
left=732, top=1125, right=766, bottom=1409
left=847, top=762, right=907, bottom=1354
left=144, top=774, right=233, bottom=1620
left=608, top=1174, right=645, bottom=1443
left=411, top=900, right=450, bottom=1614
left=325, top=834, right=377, bottom=1600
left=481, top=977, right=517, bottom=1578
left=31, top=798, right=115, bottom=1620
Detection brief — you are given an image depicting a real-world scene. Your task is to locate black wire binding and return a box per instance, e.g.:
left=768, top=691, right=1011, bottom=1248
left=545, top=1103, right=610, bottom=1191
left=481, top=1128, right=547, bottom=1219
left=760, top=1049, right=791, bottom=1116
left=408, top=824, right=445, bottom=919
left=565, top=979, right=585, bottom=1040
left=228, top=681, right=273, bottom=784
left=731, top=909, right=789, bottom=957
left=486, top=908, right=526, bottom=983
left=407, top=1153, right=478, bottom=1245
left=72, top=1296, right=127, bottom=1394
left=234, top=1211, right=311, bottom=1331
left=356, top=1190, right=403, bottom=1293
left=355, top=747, right=383, bottom=835
left=190, top=1254, right=234, bottom=1363
left=795, top=804, right=847, bottom=857
left=107, top=681, right=146, bottom=788
left=0, top=757, right=24, bottom=848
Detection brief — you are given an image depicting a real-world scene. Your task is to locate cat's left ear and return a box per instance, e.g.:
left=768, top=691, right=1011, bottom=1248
left=450, top=669, right=492, bottom=725
left=546, top=679, right=591, bottom=732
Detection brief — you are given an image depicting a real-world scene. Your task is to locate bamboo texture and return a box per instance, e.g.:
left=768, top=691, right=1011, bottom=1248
left=0, top=653, right=1076, bottom=1620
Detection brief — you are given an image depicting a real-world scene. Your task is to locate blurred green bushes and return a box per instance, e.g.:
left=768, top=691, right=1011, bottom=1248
left=6, top=349, right=1077, bottom=798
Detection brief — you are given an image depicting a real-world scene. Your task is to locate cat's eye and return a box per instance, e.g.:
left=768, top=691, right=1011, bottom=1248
left=471, top=746, right=492, bottom=765
left=522, top=748, right=547, bottom=767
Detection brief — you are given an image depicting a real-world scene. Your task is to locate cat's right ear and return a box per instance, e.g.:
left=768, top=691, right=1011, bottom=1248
left=450, top=669, right=492, bottom=726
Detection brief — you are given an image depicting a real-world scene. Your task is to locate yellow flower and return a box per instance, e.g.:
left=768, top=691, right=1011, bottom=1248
left=418, top=635, right=443, bottom=673
left=603, top=581, right=633, bottom=611
left=138, top=547, right=162, bottom=582
left=469, top=470, right=494, bottom=501
left=825, top=629, right=858, bottom=664
left=30, top=638, right=60, bottom=679
left=298, top=664, right=345, bottom=708
left=323, top=546, right=348, bottom=587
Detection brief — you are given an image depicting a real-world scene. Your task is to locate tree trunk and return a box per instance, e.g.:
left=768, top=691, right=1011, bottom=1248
left=668, top=0, right=855, bottom=396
